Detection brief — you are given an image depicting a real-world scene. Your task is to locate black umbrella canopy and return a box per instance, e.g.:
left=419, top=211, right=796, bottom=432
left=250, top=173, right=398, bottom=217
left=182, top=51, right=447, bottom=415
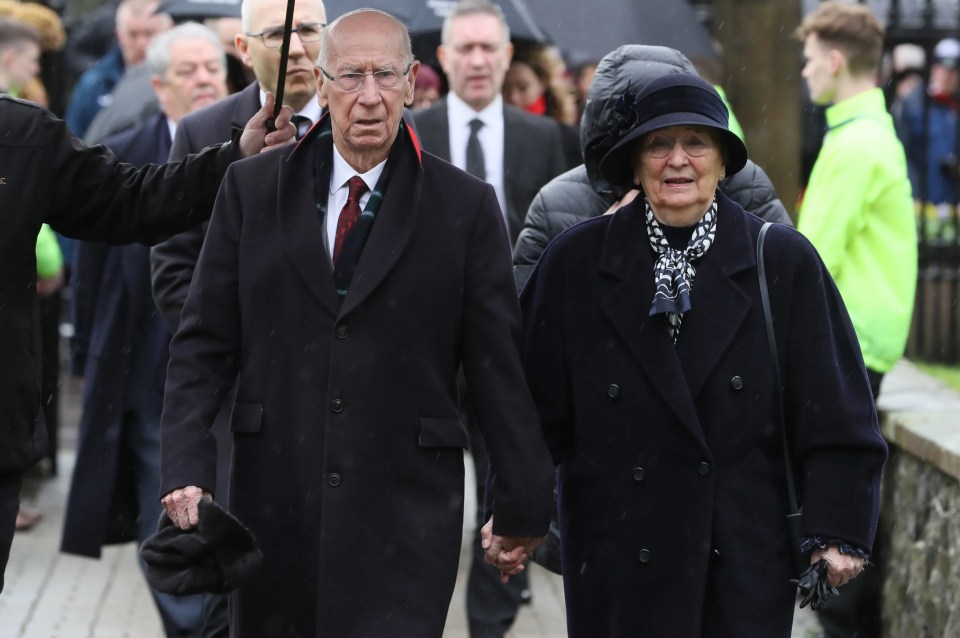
left=322, top=0, right=548, bottom=42
left=155, top=0, right=242, bottom=20
left=523, top=0, right=715, bottom=67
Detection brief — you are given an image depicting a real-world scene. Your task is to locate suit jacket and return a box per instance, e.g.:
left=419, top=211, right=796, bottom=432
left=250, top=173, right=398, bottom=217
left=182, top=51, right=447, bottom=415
left=414, top=99, right=566, bottom=245
left=159, top=122, right=555, bottom=637
left=61, top=114, right=173, bottom=557
left=0, top=96, right=234, bottom=476
left=151, top=82, right=262, bottom=333
left=519, top=191, right=888, bottom=637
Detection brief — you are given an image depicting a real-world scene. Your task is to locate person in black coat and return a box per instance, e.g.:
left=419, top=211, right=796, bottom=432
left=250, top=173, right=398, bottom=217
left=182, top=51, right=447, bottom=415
left=508, top=73, right=888, bottom=637
left=0, top=93, right=294, bottom=594
left=158, top=10, right=553, bottom=636
left=512, top=44, right=793, bottom=292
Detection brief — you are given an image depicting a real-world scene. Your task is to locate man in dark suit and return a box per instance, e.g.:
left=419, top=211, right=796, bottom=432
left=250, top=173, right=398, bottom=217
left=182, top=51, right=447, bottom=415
left=414, top=0, right=565, bottom=247
left=0, top=90, right=295, bottom=594
left=159, top=9, right=553, bottom=636
left=60, top=23, right=228, bottom=634
left=151, top=0, right=327, bottom=334
left=413, top=3, right=565, bottom=633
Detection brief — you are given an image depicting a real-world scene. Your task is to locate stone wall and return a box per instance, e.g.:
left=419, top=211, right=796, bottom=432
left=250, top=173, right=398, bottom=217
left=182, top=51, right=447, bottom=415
left=875, top=361, right=960, bottom=637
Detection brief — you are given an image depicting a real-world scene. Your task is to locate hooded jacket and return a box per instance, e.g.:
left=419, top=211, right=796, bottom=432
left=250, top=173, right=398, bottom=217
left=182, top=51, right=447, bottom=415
left=513, top=45, right=792, bottom=290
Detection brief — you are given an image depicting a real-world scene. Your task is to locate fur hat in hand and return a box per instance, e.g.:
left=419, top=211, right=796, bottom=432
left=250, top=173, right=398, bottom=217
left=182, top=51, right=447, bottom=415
left=140, top=499, right=263, bottom=596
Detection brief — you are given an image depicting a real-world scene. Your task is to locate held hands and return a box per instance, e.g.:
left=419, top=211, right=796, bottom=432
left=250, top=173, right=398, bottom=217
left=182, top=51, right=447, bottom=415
left=238, top=92, right=297, bottom=158
left=161, top=485, right=212, bottom=530
left=809, top=544, right=865, bottom=588
left=480, top=517, right=545, bottom=584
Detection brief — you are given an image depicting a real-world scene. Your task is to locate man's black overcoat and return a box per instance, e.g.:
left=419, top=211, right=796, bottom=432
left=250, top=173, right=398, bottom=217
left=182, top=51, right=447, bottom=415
left=159, top=123, right=555, bottom=637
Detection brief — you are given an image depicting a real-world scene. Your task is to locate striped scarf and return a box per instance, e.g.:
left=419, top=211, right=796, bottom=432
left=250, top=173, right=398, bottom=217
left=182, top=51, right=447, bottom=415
left=646, top=197, right=718, bottom=343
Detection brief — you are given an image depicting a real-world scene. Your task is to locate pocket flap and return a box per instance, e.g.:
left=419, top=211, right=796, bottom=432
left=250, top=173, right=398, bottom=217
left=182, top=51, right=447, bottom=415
left=229, top=402, right=263, bottom=433
left=418, top=417, right=468, bottom=449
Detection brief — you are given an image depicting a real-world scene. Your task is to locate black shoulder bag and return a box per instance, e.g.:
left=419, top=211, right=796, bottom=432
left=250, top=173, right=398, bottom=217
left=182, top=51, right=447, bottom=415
left=758, top=222, right=838, bottom=609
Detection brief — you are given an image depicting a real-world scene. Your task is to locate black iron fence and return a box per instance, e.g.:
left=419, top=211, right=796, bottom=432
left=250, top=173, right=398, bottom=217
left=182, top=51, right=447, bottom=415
left=880, top=0, right=960, bottom=363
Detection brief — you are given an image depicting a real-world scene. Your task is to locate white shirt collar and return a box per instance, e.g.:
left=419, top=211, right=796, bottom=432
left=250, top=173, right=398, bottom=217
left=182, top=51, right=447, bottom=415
left=330, top=144, right=386, bottom=194
left=258, top=89, right=323, bottom=123
left=446, top=91, right=503, bottom=128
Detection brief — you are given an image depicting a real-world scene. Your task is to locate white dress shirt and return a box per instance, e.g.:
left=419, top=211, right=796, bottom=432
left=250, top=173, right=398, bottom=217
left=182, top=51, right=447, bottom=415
left=446, top=92, right=507, bottom=225
left=324, top=145, right=386, bottom=263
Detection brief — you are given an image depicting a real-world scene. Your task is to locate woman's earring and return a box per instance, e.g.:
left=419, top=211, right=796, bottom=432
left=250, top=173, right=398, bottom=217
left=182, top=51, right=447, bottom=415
left=720, top=171, right=726, bottom=180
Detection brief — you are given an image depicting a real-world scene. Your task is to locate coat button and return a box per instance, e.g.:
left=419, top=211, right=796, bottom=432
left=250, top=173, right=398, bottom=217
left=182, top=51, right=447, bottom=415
left=607, top=384, right=621, bottom=399
left=330, top=399, right=344, bottom=413
left=335, top=325, right=348, bottom=339
left=632, top=467, right=646, bottom=482
left=638, top=549, right=652, bottom=564
left=712, top=548, right=721, bottom=559
left=698, top=462, right=711, bottom=476
left=328, top=473, right=342, bottom=487
left=730, top=375, right=744, bottom=390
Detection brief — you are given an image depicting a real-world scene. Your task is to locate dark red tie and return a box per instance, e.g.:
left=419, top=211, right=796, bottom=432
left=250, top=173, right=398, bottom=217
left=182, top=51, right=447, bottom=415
left=333, top=176, right=367, bottom=265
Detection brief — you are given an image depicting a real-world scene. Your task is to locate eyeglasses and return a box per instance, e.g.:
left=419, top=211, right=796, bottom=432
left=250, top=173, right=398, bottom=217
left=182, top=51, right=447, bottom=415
left=642, top=133, right=716, bottom=159
left=245, top=22, right=325, bottom=49
left=319, top=63, right=413, bottom=92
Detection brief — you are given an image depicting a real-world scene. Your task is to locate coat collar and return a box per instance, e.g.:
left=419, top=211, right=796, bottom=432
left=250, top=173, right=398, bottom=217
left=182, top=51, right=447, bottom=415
left=598, top=190, right=757, bottom=446
left=277, top=115, right=422, bottom=319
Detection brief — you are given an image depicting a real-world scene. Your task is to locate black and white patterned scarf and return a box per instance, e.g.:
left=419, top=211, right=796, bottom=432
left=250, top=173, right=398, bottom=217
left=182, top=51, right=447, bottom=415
left=646, top=197, right=718, bottom=343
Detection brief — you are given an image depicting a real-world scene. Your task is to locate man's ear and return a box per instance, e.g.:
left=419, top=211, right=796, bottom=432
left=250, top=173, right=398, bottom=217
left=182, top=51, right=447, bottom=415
left=436, top=44, right=448, bottom=74
left=315, top=66, right=328, bottom=108
left=236, top=34, right=254, bottom=69
left=828, top=48, right=847, bottom=76
left=404, top=60, right=420, bottom=107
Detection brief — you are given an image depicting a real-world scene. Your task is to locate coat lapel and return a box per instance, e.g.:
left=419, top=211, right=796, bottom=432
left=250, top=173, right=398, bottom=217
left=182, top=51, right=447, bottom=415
left=276, top=127, right=340, bottom=317
left=674, top=192, right=756, bottom=400
left=502, top=108, right=523, bottom=238
left=598, top=200, right=707, bottom=451
left=338, top=139, right=421, bottom=318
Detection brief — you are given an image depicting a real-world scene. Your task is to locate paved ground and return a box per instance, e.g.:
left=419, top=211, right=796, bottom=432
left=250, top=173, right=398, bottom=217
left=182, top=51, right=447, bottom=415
left=1, top=378, right=821, bottom=637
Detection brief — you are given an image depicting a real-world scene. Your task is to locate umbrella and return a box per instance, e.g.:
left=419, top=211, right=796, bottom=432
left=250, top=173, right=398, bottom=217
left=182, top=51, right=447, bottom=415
left=322, top=0, right=548, bottom=43
left=155, top=0, right=242, bottom=20
left=522, top=0, right=715, bottom=67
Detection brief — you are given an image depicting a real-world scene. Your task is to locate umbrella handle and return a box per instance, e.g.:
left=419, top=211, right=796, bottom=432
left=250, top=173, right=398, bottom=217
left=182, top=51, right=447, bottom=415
left=266, top=0, right=297, bottom=132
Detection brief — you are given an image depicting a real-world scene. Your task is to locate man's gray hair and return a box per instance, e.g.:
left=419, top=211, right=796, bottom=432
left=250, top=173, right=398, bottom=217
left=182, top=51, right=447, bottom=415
left=146, top=22, right=225, bottom=78
left=317, top=9, right=413, bottom=70
left=440, top=0, right=510, bottom=46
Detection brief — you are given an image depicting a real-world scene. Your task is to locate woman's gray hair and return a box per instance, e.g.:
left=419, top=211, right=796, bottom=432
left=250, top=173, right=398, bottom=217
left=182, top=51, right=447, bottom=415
left=441, top=0, right=511, bottom=46
left=146, top=22, right=226, bottom=79
left=317, top=9, right=413, bottom=70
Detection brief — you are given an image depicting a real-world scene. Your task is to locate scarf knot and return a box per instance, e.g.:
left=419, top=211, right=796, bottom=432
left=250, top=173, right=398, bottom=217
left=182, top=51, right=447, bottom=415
left=646, top=197, right=718, bottom=342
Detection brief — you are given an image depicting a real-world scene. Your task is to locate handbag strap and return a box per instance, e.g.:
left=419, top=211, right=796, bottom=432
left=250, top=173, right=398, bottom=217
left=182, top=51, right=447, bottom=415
left=757, top=222, right=800, bottom=518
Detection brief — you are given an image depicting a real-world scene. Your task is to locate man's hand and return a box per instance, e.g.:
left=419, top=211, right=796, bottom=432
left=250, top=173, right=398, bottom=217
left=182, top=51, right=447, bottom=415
left=238, top=92, right=297, bottom=158
left=161, top=485, right=212, bottom=530
left=810, top=544, right=865, bottom=588
left=480, top=517, right=545, bottom=583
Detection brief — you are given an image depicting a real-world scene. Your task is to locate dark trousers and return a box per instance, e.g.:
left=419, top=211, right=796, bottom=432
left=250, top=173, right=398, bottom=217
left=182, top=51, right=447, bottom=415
left=817, top=368, right=884, bottom=638
left=39, top=290, right=61, bottom=475
left=466, top=420, right=528, bottom=638
left=0, top=473, right=23, bottom=594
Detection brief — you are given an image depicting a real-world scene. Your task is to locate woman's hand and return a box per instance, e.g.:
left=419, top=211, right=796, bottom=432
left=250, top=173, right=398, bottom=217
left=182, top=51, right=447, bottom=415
left=809, top=544, right=865, bottom=588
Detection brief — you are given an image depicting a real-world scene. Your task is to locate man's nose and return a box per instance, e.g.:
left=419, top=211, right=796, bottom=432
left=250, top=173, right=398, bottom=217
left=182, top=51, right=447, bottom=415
left=288, top=31, right=308, bottom=56
left=357, top=74, right=382, bottom=102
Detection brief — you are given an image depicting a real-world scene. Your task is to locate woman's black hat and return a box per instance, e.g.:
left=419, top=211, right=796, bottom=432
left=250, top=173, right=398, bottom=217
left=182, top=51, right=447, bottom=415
left=599, top=72, right=749, bottom=189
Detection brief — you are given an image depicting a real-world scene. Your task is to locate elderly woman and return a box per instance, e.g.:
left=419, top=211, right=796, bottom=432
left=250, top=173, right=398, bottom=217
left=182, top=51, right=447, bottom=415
left=514, top=73, right=888, bottom=636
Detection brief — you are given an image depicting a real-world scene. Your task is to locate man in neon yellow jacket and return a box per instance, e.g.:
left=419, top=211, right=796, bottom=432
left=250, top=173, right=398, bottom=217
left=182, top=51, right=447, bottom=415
left=796, top=2, right=917, bottom=399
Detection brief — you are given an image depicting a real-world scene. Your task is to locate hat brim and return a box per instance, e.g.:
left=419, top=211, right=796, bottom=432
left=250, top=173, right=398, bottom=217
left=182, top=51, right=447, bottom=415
left=599, top=112, right=748, bottom=190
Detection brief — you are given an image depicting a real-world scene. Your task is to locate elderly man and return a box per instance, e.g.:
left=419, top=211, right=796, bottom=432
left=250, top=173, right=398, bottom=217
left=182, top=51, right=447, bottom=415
left=158, top=9, right=553, bottom=636
left=60, top=23, right=228, bottom=635
left=65, top=0, right=172, bottom=137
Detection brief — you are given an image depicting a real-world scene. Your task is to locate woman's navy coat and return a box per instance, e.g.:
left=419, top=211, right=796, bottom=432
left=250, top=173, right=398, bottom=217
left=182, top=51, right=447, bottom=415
left=519, top=191, right=887, bottom=637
